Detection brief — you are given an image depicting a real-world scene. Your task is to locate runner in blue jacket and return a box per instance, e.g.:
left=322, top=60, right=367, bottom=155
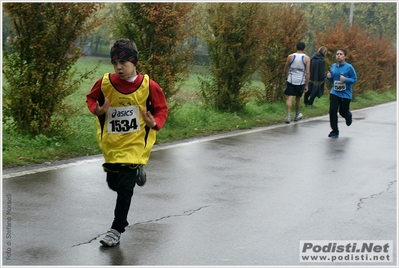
left=326, top=48, right=357, bottom=138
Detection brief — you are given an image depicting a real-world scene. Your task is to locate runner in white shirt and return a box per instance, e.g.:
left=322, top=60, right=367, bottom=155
left=283, top=41, right=310, bottom=124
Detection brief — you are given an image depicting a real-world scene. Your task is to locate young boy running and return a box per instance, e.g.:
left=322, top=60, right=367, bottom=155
left=86, top=38, right=168, bottom=246
left=326, top=48, right=357, bottom=138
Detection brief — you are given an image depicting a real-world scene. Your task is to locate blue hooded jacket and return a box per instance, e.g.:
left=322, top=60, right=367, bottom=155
left=327, top=61, right=357, bottom=100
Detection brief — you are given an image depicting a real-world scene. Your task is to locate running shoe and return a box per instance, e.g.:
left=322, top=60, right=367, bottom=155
left=100, top=228, right=121, bottom=247
left=136, top=165, right=147, bottom=187
left=346, top=112, right=352, bottom=126
left=328, top=131, right=339, bottom=138
left=285, top=115, right=291, bottom=124
left=294, top=113, right=303, bottom=122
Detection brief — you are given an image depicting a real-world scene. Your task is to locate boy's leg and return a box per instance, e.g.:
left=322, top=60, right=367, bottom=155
left=106, top=171, right=118, bottom=191
left=107, top=167, right=137, bottom=233
left=339, top=98, right=352, bottom=126
left=329, top=94, right=340, bottom=133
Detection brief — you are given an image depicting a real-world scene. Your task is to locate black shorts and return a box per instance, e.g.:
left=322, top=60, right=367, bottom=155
left=284, top=82, right=305, bottom=97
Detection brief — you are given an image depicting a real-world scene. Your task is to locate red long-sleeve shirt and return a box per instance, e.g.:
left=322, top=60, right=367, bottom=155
left=86, top=72, right=168, bottom=130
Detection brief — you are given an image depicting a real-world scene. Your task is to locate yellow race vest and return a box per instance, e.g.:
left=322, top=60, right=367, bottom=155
left=96, top=73, right=156, bottom=165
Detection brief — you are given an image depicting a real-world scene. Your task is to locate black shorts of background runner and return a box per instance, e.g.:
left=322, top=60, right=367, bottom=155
left=284, top=81, right=305, bottom=97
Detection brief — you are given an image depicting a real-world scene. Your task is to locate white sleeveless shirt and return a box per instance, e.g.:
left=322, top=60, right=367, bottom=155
left=287, top=53, right=306, bottom=85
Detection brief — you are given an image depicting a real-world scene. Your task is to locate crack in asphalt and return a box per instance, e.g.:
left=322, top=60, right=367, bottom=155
left=357, top=180, right=396, bottom=211
left=131, top=205, right=211, bottom=225
left=72, top=234, right=103, bottom=247
left=72, top=205, right=210, bottom=247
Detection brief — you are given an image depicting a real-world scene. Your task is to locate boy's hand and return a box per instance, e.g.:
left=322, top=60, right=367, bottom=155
left=141, top=107, right=157, bottom=128
left=94, top=98, right=109, bottom=116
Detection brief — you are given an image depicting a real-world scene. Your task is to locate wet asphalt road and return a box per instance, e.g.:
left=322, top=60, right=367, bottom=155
left=2, top=102, right=397, bottom=267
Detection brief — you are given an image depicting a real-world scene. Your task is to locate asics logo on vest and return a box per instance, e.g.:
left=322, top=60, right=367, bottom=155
left=111, top=109, right=134, bottom=118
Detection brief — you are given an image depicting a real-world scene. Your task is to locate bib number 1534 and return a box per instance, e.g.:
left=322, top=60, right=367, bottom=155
left=107, top=105, right=140, bottom=134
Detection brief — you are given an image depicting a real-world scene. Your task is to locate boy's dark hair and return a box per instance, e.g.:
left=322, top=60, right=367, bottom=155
left=296, top=41, right=306, bottom=51
left=337, top=48, right=348, bottom=56
left=113, top=39, right=138, bottom=53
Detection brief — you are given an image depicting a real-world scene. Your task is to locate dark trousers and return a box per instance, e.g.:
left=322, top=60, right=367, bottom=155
left=329, top=94, right=351, bottom=133
left=106, top=167, right=138, bottom=233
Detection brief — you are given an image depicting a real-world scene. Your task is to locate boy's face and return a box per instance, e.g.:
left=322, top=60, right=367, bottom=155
left=336, top=50, right=346, bottom=64
left=112, top=59, right=136, bottom=80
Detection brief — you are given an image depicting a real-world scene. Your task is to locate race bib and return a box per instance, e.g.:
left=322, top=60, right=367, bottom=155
left=334, top=80, right=346, bottom=91
left=107, top=106, right=140, bottom=134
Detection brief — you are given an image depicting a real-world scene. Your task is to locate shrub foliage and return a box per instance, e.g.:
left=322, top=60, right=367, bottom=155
left=199, top=3, right=264, bottom=112
left=2, top=3, right=103, bottom=135
left=316, top=20, right=396, bottom=97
